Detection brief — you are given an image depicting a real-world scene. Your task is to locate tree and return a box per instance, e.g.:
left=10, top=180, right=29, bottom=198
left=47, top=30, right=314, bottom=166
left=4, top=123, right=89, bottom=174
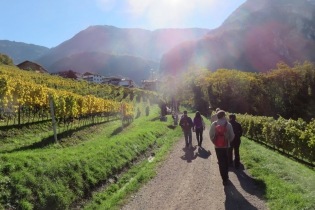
left=0, top=54, right=14, bottom=66
left=67, top=70, right=78, bottom=79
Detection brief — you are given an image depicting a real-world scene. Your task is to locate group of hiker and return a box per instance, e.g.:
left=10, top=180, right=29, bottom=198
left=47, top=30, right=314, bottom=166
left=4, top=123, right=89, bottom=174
left=179, top=108, right=243, bottom=186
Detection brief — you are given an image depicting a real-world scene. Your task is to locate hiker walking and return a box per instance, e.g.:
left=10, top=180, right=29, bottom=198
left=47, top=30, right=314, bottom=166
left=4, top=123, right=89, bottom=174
left=209, top=110, right=235, bottom=185
left=179, top=110, right=194, bottom=148
left=228, top=114, right=243, bottom=169
left=210, top=108, right=221, bottom=123
left=193, top=111, right=205, bottom=147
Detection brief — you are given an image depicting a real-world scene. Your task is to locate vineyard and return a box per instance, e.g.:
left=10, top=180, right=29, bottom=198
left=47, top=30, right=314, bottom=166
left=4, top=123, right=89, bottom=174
left=236, top=114, right=315, bottom=166
left=0, top=64, right=174, bottom=209
left=0, top=65, right=161, bottom=129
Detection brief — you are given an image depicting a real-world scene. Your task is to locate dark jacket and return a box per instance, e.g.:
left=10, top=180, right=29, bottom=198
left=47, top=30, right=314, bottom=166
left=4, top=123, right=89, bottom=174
left=179, top=115, right=193, bottom=131
left=229, top=120, right=243, bottom=144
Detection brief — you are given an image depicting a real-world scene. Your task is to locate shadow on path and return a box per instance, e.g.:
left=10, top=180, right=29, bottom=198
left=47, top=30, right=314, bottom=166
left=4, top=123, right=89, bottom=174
left=196, top=147, right=211, bottom=159
left=181, top=146, right=197, bottom=163
left=224, top=180, right=258, bottom=210
left=230, top=163, right=266, bottom=201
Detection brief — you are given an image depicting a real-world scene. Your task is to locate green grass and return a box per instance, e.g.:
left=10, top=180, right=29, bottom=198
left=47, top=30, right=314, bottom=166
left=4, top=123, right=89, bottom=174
left=0, top=106, right=183, bottom=210
left=240, top=137, right=315, bottom=210
left=0, top=116, right=121, bottom=153
left=83, top=121, right=182, bottom=209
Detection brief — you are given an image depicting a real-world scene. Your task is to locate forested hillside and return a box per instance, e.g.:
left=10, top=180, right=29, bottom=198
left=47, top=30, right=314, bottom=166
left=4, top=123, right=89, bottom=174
left=50, top=52, right=160, bottom=86
left=160, top=0, right=315, bottom=75
left=0, top=40, right=49, bottom=64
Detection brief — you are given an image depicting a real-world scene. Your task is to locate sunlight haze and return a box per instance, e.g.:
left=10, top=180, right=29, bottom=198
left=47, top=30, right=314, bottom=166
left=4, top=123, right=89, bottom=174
left=0, top=0, right=246, bottom=48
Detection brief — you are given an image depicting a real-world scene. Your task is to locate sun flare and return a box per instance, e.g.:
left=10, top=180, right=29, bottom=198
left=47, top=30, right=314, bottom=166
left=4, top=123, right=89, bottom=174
left=94, top=0, right=223, bottom=29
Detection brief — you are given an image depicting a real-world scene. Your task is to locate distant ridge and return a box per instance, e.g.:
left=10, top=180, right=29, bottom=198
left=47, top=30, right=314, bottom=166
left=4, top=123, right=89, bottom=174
left=160, top=0, right=315, bottom=75
left=0, top=40, right=49, bottom=64
left=35, top=25, right=210, bottom=70
left=50, top=51, right=160, bottom=85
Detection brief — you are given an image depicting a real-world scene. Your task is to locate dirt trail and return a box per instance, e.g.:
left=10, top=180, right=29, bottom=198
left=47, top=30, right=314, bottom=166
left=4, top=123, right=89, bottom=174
left=121, top=125, right=268, bottom=210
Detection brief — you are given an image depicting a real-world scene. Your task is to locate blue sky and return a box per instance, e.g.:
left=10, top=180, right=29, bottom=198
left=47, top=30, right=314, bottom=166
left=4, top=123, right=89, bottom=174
left=0, top=0, right=246, bottom=48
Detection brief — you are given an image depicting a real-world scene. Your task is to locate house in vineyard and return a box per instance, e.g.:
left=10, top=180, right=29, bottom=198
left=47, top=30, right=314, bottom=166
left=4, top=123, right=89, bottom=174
left=81, top=72, right=103, bottom=84
left=51, top=70, right=82, bottom=79
left=141, top=69, right=160, bottom=91
left=102, top=77, right=136, bottom=88
left=17, top=60, right=48, bottom=73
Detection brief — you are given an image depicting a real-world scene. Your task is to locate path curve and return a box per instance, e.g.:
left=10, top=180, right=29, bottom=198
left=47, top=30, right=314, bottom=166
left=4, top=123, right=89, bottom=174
left=122, top=125, right=268, bottom=210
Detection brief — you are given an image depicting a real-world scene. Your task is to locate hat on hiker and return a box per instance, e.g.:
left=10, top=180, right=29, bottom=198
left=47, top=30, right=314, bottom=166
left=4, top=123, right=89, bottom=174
left=217, top=110, right=225, bottom=119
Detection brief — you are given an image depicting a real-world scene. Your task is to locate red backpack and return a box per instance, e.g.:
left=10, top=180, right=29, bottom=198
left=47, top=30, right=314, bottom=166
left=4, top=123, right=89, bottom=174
left=214, top=121, right=228, bottom=147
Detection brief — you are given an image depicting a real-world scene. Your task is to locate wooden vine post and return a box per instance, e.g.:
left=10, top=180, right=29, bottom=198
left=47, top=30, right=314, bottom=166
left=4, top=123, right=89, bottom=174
left=49, top=94, right=58, bottom=143
left=121, top=102, right=124, bottom=130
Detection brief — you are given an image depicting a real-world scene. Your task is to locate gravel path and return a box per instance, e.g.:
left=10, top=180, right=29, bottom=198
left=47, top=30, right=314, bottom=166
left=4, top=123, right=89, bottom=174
left=122, top=125, right=268, bottom=210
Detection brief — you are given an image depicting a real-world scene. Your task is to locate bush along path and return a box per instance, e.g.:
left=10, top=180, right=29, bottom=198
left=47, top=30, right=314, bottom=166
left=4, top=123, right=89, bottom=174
left=121, top=124, right=267, bottom=210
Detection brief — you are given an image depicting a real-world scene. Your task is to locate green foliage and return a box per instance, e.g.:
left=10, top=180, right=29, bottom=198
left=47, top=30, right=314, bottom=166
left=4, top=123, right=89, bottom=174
left=0, top=65, right=163, bottom=127
left=166, top=61, right=315, bottom=121
left=158, top=67, right=210, bottom=114
left=237, top=113, right=315, bottom=165
left=0, top=65, right=162, bottom=104
left=0, top=54, right=14, bottom=66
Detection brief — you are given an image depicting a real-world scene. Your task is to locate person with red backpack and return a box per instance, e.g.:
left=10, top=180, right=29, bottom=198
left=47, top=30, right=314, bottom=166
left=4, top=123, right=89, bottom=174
left=179, top=110, right=194, bottom=148
left=209, top=110, right=235, bottom=185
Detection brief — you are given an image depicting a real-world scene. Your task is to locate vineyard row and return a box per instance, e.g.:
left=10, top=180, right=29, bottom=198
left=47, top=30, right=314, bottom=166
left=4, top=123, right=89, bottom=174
left=0, top=75, right=134, bottom=127
left=236, top=114, right=315, bottom=165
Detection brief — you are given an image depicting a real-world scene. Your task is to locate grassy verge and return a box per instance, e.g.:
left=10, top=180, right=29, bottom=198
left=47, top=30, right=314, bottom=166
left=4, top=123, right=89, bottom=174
left=0, top=116, right=120, bottom=153
left=83, top=121, right=182, bottom=209
left=240, top=137, right=315, bottom=210
left=0, top=107, right=182, bottom=210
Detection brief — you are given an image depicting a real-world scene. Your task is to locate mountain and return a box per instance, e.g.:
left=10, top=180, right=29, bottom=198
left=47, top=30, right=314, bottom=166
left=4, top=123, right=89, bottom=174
left=0, top=40, right=49, bottom=64
left=160, top=0, right=315, bottom=75
left=35, top=26, right=210, bottom=70
left=50, top=52, right=160, bottom=85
